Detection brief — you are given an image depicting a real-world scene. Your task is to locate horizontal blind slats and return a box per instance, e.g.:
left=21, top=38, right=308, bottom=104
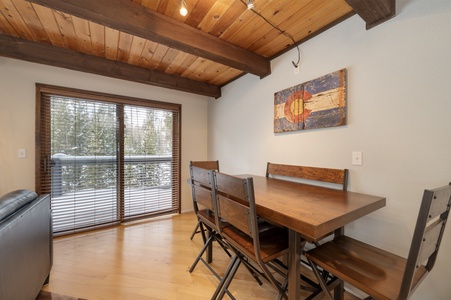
left=122, top=105, right=176, bottom=220
left=37, top=86, right=181, bottom=236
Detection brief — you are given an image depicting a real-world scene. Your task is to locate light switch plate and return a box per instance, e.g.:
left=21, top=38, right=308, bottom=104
left=18, top=149, right=26, bottom=158
left=352, top=151, right=362, bottom=166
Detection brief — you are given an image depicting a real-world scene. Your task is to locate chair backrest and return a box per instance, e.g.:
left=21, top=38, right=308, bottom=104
left=266, top=162, right=348, bottom=191
left=190, top=160, right=220, bottom=171
left=212, top=172, right=261, bottom=257
left=400, top=183, right=451, bottom=299
left=189, top=165, right=220, bottom=228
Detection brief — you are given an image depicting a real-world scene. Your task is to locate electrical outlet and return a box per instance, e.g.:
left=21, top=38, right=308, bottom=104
left=18, top=149, right=26, bottom=158
left=352, top=151, right=362, bottom=166
left=294, top=66, right=299, bottom=75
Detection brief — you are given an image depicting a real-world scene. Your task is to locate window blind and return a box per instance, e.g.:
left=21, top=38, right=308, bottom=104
left=122, top=105, right=175, bottom=220
left=36, top=85, right=181, bottom=235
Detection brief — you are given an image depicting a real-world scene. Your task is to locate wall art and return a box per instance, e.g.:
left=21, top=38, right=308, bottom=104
left=274, top=68, right=347, bottom=133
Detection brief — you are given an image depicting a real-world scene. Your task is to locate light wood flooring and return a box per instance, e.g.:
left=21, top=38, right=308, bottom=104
left=42, top=212, right=358, bottom=300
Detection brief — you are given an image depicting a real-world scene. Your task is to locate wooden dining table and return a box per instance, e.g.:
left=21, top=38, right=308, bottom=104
left=241, top=175, right=386, bottom=300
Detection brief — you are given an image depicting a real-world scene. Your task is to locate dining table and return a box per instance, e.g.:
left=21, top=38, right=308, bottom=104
left=239, top=175, right=386, bottom=300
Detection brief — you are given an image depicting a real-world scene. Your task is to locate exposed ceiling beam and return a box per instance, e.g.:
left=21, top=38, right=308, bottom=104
left=345, top=0, right=396, bottom=29
left=0, top=34, right=221, bottom=98
left=27, top=0, right=271, bottom=78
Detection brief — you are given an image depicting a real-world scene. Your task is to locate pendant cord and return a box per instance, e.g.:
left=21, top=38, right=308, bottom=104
left=240, top=0, right=301, bottom=68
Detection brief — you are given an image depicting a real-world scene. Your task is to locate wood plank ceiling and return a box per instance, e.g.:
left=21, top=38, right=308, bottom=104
left=0, top=0, right=395, bottom=98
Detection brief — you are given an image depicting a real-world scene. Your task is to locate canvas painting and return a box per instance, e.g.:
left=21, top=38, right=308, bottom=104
left=274, top=69, right=347, bottom=133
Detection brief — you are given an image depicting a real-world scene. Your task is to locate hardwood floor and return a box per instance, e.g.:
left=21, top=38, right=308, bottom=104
left=42, top=212, right=358, bottom=300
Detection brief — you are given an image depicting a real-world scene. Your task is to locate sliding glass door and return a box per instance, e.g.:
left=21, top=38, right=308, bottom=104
left=49, top=97, right=119, bottom=233
left=122, top=105, right=175, bottom=218
left=36, top=85, right=181, bottom=235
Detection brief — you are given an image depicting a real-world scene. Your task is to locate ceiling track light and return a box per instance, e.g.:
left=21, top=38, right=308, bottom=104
left=246, top=0, right=254, bottom=10
left=180, top=0, right=188, bottom=16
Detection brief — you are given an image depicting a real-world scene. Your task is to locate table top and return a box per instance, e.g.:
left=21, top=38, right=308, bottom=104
left=243, top=175, right=386, bottom=241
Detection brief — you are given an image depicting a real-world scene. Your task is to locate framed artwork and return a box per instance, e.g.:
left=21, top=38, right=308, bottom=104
left=274, top=68, right=347, bottom=133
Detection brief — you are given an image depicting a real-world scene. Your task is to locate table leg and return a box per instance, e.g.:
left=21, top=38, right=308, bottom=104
left=333, top=227, right=344, bottom=238
left=206, top=229, right=213, bottom=263
left=333, top=226, right=344, bottom=300
left=334, top=281, right=344, bottom=300
left=334, top=227, right=345, bottom=300
left=288, top=229, right=302, bottom=300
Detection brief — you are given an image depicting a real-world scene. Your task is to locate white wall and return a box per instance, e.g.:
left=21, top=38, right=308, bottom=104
left=0, top=57, right=211, bottom=213
left=209, top=0, right=451, bottom=298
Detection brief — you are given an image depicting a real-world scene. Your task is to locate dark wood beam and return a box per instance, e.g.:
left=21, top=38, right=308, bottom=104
left=27, top=0, right=271, bottom=78
left=345, top=0, right=396, bottom=29
left=0, top=34, right=221, bottom=98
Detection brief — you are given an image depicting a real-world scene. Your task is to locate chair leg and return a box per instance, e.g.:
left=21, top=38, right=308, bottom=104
left=217, top=257, right=242, bottom=300
left=211, top=255, right=240, bottom=300
left=199, top=222, right=208, bottom=244
left=190, top=222, right=201, bottom=240
left=276, top=275, right=289, bottom=300
left=190, top=233, right=236, bottom=300
left=259, top=262, right=288, bottom=300
left=241, top=258, right=263, bottom=286
left=213, top=235, right=232, bottom=258
left=189, top=235, right=214, bottom=273
left=307, top=258, right=334, bottom=300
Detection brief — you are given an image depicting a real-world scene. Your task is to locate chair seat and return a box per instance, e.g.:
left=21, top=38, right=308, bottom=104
left=223, top=224, right=288, bottom=263
left=306, top=236, right=428, bottom=300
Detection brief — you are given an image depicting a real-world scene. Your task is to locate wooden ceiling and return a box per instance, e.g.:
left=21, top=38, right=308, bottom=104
left=0, top=0, right=395, bottom=98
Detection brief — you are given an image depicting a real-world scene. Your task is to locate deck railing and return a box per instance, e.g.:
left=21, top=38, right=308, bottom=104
left=51, top=153, right=172, bottom=197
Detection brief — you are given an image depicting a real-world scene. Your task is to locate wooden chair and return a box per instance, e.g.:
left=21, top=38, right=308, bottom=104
left=189, top=160, right=220, bottom=240
left=306, top=183, right=451, bottom=300
left=211, top=171, right=289, bottom=300
left=188, top=165, right=230, bottom=279
left=191, top=160, right=220, bottom=171
left=266, top=162, right=348, bottom=191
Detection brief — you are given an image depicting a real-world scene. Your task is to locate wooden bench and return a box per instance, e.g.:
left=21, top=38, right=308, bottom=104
left=266, top=162, right=348, bottom=191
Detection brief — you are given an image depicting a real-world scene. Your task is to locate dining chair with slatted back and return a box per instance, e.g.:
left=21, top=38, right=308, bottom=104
left=212, top=171, right=289, bottom=300
left=189, top=160, right=220, bottom=240
left=306, top=183, right=451, bottom=300
left=188, top=165, right=230, bottom=279
left=266, top=162, right=348, bottom=191
left=191, top=160, right=220, bottom=171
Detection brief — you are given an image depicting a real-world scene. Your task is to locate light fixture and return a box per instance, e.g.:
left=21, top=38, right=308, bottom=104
left=246, top=0, right=254, bottom=10
left=180, top=0, right=188, bottom=16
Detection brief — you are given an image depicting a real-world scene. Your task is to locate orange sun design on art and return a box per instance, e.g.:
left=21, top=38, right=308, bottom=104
left=283, top=89, right=312, bottom=124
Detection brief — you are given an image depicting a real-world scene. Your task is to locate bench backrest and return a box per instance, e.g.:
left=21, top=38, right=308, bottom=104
left=266, top=162, right=348, bottom=191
